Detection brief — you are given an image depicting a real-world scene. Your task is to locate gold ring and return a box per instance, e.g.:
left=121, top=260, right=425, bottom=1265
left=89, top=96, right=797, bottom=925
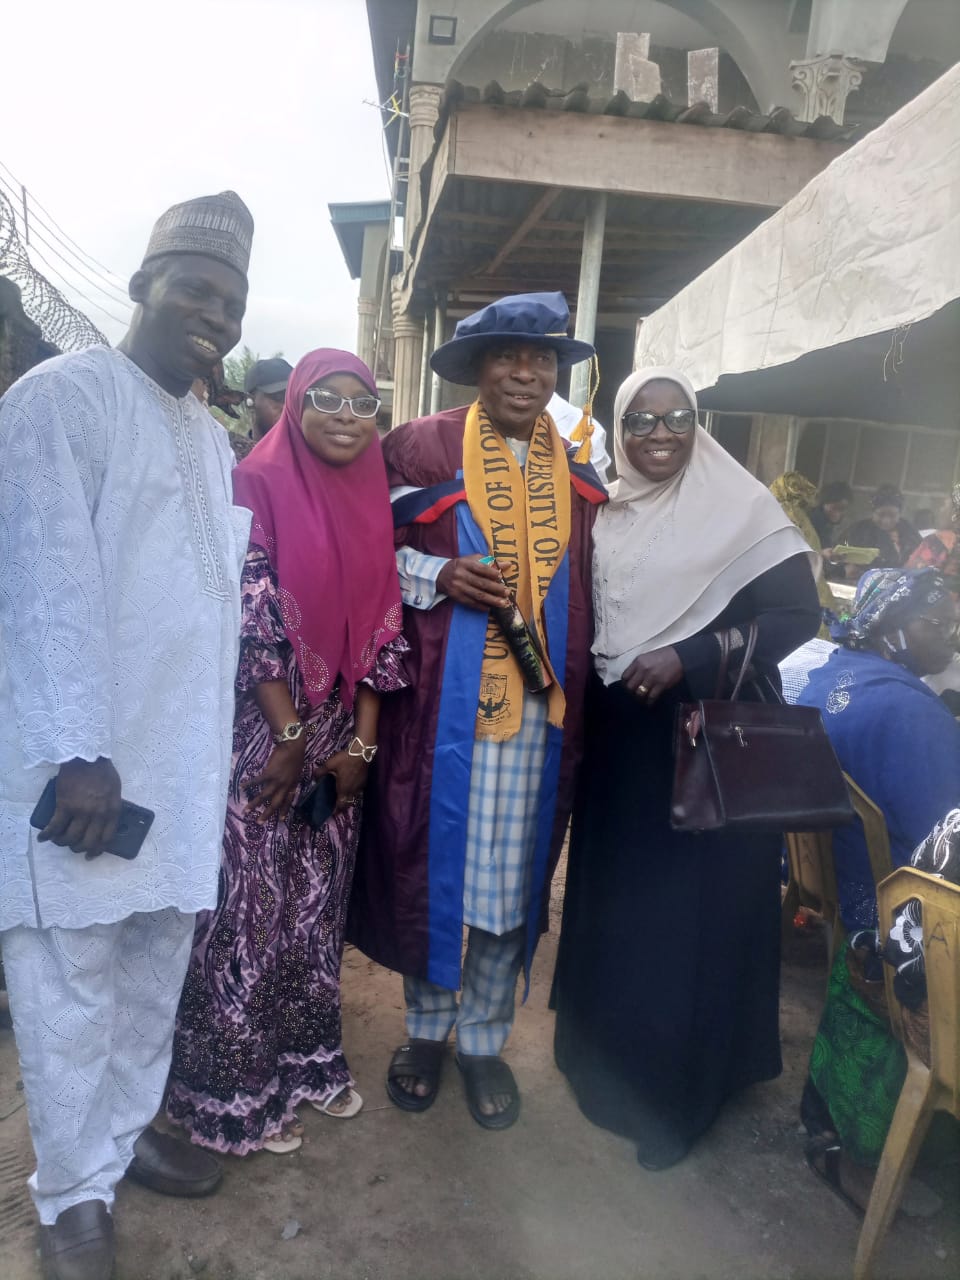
left=637, top=684, right=650, bottom=695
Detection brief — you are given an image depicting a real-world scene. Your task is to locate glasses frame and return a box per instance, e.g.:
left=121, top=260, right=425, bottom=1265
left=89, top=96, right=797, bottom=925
left=621, top=408, right=698, bottom=438
left=305, top=387, right=382, bottom=419
left=916, top=614, right=960, bottom=643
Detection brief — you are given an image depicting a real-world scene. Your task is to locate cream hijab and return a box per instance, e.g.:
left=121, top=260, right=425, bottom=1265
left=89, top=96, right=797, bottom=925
left=592, top=367, right=812, bottom=684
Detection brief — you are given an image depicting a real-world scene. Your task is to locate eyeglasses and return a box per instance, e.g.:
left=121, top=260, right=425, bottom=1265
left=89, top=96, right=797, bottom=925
left=917, top=615, right=960, bottom=643
left=305, top=387, right=381, bottom=419
left=621, top=408, right=697, bottom=437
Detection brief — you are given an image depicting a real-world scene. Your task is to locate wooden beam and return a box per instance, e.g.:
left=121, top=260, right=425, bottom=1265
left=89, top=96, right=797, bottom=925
left=478, top=187, right=562, bottom=276
left=437, top=221, right=739, bottom=254
left=439, top=208, right=747, bottom=246
left=447, top=105, right=845, bottom=210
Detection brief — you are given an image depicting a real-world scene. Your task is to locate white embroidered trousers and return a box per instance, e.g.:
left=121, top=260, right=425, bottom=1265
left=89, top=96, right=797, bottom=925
left=1, top=907, right=195, bottom=1224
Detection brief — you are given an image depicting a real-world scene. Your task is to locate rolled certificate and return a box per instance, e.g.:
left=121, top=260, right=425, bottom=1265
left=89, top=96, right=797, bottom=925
left=480, top=556, right=552, bottom=693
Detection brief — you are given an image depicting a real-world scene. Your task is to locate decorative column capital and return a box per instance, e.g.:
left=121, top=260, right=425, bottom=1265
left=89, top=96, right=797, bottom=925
left=408, top=83, right=443, bottom=132
left=391, top=284, right=423, bottom=337
left=790, top=55, right=863, bottom=124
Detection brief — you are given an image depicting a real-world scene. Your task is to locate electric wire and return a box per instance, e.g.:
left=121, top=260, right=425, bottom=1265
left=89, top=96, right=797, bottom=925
left=0, top=159, right=129, bottom=288
left=0, top=171, right=133, bottom=312
left=0, top=187, right=108, bottom=350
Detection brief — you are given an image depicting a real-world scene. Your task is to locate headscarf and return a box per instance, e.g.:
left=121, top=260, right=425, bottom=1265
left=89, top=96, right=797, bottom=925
left=769, top=472, right=819, bottom=542
left=770, top=472, right=837, bottom=638
left=830, top=567, right=951, bottom=653
left=232, top=349, right=402, bottom=708
left=592, top=367, right=811, bottom=683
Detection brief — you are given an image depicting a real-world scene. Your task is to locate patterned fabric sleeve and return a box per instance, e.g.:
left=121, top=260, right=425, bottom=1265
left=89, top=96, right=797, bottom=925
left=0, top=368, right=113, bottom=767
left=362, top=631, right=411, bottom=694
left=236, top=544, right=289, bottom=692
left=395, top=545, right=449, bottom=610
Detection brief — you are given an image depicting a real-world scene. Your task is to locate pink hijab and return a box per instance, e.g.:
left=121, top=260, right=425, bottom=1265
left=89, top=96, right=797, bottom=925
left=232, top=349, right=402, bottom=708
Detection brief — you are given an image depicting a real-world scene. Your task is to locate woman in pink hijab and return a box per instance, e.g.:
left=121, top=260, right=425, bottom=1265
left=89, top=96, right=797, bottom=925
left=166, top=350, right=408, bottom=1155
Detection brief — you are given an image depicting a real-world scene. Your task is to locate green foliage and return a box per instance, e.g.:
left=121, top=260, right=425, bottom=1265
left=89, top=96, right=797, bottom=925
left=222, top=345, right=259, bottom=395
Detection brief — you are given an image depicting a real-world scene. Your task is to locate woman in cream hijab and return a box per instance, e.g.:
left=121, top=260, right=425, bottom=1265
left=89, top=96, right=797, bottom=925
left=553, top=367, right=819, bottom=1170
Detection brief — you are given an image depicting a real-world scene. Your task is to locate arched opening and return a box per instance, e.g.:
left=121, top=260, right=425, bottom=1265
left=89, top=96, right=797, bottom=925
left=847, top=0, right=958, bottom=128
left=446, top=0, right=790, bottom=112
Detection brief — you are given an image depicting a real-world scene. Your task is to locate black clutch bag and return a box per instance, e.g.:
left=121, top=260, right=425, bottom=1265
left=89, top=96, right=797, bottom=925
left=670, top=624, right=853, bottom=834
left=295, top=773, right=338, bottom=829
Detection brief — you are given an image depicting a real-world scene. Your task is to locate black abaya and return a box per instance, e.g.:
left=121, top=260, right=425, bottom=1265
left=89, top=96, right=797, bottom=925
left=552, top=554, right=820, bottom=1166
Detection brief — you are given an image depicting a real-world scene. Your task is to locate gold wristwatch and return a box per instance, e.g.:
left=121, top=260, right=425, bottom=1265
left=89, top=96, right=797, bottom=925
left=273, top=720, right=305, bottom=746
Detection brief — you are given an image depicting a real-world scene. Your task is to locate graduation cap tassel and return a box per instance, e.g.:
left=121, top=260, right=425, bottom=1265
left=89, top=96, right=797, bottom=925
left=569, top=355, right=600, bottom=465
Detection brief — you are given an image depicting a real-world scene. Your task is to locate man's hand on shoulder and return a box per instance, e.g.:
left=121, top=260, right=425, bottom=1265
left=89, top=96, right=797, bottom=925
left=39, top=757, right=122, bottom=859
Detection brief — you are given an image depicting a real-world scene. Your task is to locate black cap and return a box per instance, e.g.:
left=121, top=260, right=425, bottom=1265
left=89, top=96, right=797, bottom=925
left=244, top=357, right=293, bottom=396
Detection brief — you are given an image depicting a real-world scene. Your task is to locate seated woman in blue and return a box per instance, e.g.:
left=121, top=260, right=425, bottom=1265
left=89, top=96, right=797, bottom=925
left=799, top=567, right=960, bottom=933
left=797, top=567, right=960, bottom=1210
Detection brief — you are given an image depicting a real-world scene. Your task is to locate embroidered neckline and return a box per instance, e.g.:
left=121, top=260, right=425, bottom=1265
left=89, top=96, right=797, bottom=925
left=108, top=346, right=231, bottom=601
left=107, top=347, right=192, bottom=413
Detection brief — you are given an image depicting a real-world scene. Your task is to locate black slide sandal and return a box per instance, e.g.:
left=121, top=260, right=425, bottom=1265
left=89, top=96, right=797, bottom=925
left=456, top=1053, right=520, bottom=1131
left=386, top=1040, right=445, bottom=1112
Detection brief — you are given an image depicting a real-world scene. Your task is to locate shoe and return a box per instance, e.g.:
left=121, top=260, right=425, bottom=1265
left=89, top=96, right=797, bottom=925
left=262, top=1130, right=303, bottom=1154
left=635, top=1130, right=690, bottom=1170
left=39, top=1199, right=114, bottom=1280
left=386, top=1040, right=445, bottom=1113
left=456, top=1053, right=520, bottom=1131
left=125, top=1127, right=222, bottom=1197
left=311, top=1087, right=364, bottom=1118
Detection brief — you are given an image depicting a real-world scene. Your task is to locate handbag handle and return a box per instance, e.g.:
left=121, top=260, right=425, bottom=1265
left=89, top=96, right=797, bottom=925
left=713, top=628, right=732, bottom=700
left=729, top=622, right=759, bottom=701
left=712, top=622, right=759, bottom=702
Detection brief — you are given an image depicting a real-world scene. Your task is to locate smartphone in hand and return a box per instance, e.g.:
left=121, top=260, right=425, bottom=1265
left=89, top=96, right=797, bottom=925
left=294, top=773, right=338, bottom=829
left=29, top=778, right=154, bottom=860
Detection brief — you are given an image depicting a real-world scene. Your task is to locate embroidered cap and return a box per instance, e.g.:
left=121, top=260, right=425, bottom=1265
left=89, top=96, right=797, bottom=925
left=142, top=190, right=254, bottom=278
left=430, top=291, right=595, bottom=386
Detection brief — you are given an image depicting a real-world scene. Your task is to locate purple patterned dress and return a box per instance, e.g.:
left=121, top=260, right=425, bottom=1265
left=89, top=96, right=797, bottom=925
left=166, top=546, right=408, bottom=1154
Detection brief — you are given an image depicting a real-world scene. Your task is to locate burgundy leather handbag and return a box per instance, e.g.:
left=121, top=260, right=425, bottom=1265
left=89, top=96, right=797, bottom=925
left=670, top=624, right=853, bottom=833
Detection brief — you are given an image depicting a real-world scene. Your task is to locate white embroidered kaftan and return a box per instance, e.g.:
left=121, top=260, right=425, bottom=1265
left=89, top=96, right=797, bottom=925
left=0, top=347, right=250, bottom=930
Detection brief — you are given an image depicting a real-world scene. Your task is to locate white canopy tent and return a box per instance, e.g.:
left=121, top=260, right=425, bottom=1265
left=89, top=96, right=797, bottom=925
left=635, top=63, right=960, bottom=428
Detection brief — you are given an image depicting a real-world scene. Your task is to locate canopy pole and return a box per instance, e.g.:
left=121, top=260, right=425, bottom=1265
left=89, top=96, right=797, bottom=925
left=570, top=192, right=607, bottom=408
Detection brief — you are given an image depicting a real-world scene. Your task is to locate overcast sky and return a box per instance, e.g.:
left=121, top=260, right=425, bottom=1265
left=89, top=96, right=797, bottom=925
left=4, top=0, right=389, bottom=363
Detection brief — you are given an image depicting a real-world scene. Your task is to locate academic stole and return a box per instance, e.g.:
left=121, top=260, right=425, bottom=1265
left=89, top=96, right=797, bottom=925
left=463, top=402, right=570, bottom=741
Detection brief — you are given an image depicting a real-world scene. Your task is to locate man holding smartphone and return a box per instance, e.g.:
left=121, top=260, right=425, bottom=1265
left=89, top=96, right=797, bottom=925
left=0, top=192, right=254, bottom=1280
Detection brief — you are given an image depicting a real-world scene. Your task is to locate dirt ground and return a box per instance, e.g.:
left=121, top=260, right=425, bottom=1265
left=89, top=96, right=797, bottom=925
left=1, top=874, right=957, bottom=1280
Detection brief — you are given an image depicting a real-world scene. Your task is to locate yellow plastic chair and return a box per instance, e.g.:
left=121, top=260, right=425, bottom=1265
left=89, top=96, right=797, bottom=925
left=846, top=774, right=894, bottom=897
left=782, top=829, right=844, bottom=971
left=854, top=867, right=960, bottom=1280
left=781, top=775, right=891, bottom=987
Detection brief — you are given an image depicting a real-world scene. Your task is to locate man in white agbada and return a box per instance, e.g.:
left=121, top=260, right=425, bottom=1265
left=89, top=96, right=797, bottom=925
left=0, top=191, right=254, bottom=1280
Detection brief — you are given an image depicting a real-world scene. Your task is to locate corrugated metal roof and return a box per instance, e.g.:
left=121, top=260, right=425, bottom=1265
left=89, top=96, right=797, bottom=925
left=441, top=79, right=859, bottom=142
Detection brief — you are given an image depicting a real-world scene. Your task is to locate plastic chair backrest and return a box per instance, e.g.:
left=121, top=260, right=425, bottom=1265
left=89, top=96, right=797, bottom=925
left=845, top=773, right=894, bottom=892
left=785, top=829, right=836, bottom=913
left=877, top=867, right=960, bottom=1114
